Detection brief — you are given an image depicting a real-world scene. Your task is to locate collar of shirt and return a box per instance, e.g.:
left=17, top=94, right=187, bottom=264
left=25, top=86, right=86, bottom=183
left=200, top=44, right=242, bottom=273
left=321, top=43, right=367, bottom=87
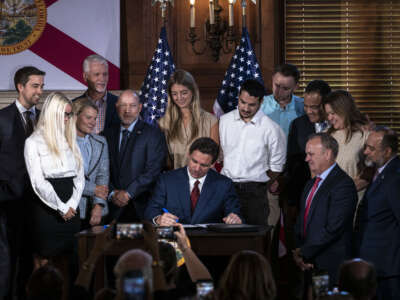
left=120, top=118, right=138, bottom=134
left=85, top=91, right=107, bottom=106
left=317, top=162, right=337, bottom=183
left=307, top=162, right=337, bottom=199
left=15, top=99, right=36, bottom=117
left=186, top=167, right=207, bottom=193
left=377, top=156, right=396, bottom=175
left=266, top=94, right=297, bottom=111
left=314, top=121, right=329, bottom=133
left=233, top=107, right=264, bottom=125
left=77, top=134, right=90, bottom=143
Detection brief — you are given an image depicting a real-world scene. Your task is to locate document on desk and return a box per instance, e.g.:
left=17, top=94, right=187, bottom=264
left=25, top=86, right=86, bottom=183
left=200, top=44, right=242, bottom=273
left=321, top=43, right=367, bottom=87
left=182, top=224, right=210, bottom=229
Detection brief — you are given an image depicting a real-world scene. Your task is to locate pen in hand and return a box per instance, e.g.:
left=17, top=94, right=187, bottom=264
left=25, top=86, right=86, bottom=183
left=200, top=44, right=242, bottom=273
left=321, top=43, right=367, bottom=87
left=162, top=208, right=179, bottom=223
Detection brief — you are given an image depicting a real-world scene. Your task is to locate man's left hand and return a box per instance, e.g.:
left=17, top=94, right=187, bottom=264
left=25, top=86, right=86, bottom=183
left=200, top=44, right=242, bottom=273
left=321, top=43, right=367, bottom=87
left=223, top=213, right=242, bottom=224
left=292, top=248, right=313, bottom=271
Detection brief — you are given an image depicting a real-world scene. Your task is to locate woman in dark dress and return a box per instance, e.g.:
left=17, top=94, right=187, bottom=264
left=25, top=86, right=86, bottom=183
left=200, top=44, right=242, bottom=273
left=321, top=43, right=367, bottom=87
left=24, top=92, right=84, bottom=269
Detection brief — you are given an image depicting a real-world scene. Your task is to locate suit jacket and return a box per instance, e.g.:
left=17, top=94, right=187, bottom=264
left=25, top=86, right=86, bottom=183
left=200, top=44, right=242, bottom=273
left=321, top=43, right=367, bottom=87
left=103, top=119, right=167, bottom=221
left=295, top=164, right=357, bottom=285
left=286, top=114, right=315, bottom=206
left=78, top=134, right=110, bottom=219
left=0, top=102, right=38, bottom=297
left=73, top=91, right=120, bottom=132
left=0, top=102, right=39, bottom=214
left=358, top=156, right=400, bottom=277
left=144, top=168, right=242, bottom=224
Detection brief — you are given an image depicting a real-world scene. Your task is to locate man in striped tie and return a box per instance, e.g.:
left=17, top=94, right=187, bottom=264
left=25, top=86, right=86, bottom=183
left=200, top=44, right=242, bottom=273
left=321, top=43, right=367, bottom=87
left=293, top=133, right=357, bottom=289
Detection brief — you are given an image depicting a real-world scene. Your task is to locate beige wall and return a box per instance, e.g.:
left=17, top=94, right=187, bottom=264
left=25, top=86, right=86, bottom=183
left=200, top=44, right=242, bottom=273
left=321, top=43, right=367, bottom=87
left=0, top=90, right=123, bottom=109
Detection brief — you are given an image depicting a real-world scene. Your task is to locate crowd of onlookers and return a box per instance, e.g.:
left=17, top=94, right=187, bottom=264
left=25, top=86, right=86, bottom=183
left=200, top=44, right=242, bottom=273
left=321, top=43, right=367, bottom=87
left=25, top=222, right=379, bottom=300
left=0, top=54, right=399, bottom=300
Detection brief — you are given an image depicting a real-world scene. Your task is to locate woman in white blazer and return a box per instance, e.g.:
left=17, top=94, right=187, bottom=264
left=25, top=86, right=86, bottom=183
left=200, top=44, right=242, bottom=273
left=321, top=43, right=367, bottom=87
left=24, top=92, right=84, bottom=269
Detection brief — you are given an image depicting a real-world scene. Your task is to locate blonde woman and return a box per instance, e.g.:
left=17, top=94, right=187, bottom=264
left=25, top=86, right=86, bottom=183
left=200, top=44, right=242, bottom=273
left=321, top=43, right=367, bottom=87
left=159, top=69, right=219, bottom=169
left=72, top=98, right=109, bottom=228
left=24, top=92, right=84, bottom=268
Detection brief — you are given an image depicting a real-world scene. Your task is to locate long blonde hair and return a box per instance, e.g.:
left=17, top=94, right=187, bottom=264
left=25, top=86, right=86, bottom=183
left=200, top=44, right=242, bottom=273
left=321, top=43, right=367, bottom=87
left=36, top=92, right=82, bottom=168
left=159, top=69, right=202, bottom=143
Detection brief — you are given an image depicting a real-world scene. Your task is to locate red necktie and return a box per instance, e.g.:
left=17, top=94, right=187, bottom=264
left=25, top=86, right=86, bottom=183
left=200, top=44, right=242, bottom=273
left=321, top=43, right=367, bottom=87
left=191, top=180, right=200, bottom=214
left=303, top=177, right=322, bottom=235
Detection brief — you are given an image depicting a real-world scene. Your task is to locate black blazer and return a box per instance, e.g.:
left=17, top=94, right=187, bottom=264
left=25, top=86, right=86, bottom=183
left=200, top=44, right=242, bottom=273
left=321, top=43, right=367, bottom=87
left=103, top=119, right=167, bottom=221
left=0, top=103, right=39, bottom=208
left=358, top=156, right=400, bottom=277
left=295, top=165, right=357, bottom=285
left=286, top=115, right=316, bottom=206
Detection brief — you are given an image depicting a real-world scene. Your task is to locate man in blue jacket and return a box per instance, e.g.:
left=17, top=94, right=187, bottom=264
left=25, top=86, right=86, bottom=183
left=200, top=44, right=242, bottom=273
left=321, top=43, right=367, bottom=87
left=145, top=137, right=242, bottom=225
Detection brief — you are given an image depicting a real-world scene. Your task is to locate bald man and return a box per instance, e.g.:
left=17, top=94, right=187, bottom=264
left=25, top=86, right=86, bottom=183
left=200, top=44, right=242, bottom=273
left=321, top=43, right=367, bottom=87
left=103, top=90, right=167, bottom=222
left=338, top=259, right=377, bottom=300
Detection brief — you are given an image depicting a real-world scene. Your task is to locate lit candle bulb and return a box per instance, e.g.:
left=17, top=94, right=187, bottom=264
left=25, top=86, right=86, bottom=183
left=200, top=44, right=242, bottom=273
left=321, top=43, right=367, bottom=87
left=190, top=0, right=195, bottom=28
left=229, top=0, right=234, bottom=27
left=209, top=0, right=215, bottom=25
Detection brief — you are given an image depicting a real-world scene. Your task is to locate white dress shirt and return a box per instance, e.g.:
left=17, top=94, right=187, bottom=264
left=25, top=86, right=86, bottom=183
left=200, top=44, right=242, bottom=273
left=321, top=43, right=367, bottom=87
left=15, top=99, right=36, bottom=124
left=219, top=108, right=287, bottom=182
left=24, top=131, right=85, bottom=215
left=187, top=167, right=207, bottom=193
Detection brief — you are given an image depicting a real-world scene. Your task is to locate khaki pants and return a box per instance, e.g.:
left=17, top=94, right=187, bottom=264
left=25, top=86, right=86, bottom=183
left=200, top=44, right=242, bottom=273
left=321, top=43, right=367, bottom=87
left=268, top=191, right=280, bottom=226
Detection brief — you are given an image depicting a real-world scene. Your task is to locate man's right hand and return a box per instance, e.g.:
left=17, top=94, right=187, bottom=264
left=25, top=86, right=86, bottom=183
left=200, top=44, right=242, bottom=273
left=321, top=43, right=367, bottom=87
left=112, top=190, right=129, bottom=207
left=156, top=212, right=179, bottom=226
left=95, top=185, right=109, bottom=200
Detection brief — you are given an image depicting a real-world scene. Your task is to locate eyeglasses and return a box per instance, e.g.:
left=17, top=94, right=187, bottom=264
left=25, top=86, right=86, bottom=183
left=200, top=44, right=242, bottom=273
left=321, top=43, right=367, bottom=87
left=64, top=112, right=74, bottom=118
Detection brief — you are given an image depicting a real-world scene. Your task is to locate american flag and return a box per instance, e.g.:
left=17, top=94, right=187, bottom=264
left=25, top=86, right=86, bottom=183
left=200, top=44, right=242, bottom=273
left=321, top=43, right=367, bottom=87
left=139, top=26, right=175, bottom=124
left=214, top=27, right=264, bottom=116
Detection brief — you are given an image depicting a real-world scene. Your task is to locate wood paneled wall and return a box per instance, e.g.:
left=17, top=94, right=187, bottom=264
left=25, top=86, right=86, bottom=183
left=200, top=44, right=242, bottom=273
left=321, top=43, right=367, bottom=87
left=121, top=0, right=281, bottom=112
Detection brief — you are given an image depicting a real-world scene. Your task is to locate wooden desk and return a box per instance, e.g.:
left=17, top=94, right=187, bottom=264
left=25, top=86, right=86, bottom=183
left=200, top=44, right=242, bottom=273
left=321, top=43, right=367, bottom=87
left=76, top=226, right=271, bottom=291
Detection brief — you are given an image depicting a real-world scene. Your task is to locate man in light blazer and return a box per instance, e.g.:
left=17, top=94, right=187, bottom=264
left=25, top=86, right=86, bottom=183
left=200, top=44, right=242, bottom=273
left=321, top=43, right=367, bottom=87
left=73, top=98, right=110, bottom=228
left=145, top=137, right=242, bottom=225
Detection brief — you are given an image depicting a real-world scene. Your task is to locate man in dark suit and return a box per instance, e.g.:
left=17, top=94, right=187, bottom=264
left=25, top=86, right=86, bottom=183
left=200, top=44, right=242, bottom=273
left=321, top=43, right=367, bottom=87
left=357, top=126, right=400, bottom=299
left=103, top=89, right=167, bottom=222
left=145, top=137, right=242, bottom=225
left=74, top=54, right=120, bottom=134
left=286, top=80, right=331, bottom=211
left=0, top=66, right=45, bottom=299
left=293, top=133, right=357, bottom=287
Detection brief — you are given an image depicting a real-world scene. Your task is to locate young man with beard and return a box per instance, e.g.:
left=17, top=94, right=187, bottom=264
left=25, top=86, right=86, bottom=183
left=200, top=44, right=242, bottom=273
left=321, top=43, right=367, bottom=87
left=0, top=66, right=45, bottom=299
left=219, top=79, right=286, bottom=225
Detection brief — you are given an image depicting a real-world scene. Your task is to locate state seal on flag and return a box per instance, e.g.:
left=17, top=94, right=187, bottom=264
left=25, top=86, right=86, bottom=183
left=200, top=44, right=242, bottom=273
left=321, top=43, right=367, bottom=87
left=0, top=0, right=46, bottom=55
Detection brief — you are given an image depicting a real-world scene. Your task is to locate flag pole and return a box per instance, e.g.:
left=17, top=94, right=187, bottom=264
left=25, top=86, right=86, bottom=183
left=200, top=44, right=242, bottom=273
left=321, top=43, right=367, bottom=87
left=241, top=0, right=247, bottom=28
left=152, top=0, right=174, bottom=27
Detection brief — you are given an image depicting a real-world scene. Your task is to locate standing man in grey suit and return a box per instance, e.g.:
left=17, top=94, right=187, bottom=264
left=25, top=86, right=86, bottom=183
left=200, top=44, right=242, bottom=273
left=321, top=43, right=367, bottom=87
left=357, top=126, right=400, bottom=300
left=73, top=98, right=110, bottom=228
left=0, top=66, right=45, bottom=299
left=74, top=54, right=120, bottom=134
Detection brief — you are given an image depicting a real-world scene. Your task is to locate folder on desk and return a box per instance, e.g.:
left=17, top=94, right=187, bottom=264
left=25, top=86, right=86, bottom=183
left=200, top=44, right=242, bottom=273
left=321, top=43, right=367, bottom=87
left=206, top=224, right=263, bottom=233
